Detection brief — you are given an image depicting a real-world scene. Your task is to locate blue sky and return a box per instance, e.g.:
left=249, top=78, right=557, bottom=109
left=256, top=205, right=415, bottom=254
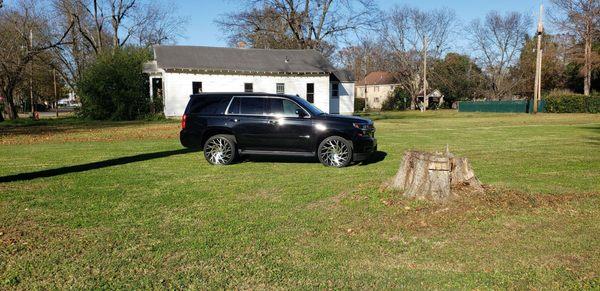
left=178, top=0, right=544, bottom=49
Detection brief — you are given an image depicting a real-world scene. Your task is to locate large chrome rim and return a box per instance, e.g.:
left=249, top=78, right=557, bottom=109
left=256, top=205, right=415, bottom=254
left=205, top=138, right=233, bottom=164
left=320, top=139, right=350, bottom=167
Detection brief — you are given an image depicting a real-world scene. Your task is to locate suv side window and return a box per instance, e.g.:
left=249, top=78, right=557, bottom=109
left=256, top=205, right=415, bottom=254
left=186, top=96, right=231, bottom=115
left=227, top=97, right=241, bottom=114
left=266, top=98, right=306, bottom=117
left=239, top=97, right=265, bottom=115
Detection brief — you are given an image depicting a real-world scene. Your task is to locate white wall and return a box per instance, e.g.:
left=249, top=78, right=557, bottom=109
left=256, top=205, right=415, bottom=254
left=339, top=82, right=354, bottom=115
left=161, top=72, right=330, bottom=117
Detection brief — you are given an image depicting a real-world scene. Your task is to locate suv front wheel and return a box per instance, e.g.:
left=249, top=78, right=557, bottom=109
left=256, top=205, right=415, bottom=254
left=203, top=134, right=237, bottom=165
left=318, top=136, right=353, bottom=167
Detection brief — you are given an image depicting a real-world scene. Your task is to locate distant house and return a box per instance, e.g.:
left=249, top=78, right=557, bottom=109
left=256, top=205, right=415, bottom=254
left=143, top=45, right=355, bottom=116
left=417, top=89, right=445, bottom=109
left=355, top=71, right=400, bottom=110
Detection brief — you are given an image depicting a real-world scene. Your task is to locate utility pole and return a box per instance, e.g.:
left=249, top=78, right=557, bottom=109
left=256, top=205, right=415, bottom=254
left=29, top=29, right=34, bottom=117
left=53, top=68, right=58, bottom=118
left=422, top=36, right=428, bottom=111
left=533, top=4, right=544, bottom=114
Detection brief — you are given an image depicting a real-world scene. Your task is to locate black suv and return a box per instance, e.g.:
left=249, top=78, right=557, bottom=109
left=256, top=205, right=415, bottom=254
left=180, top=93, right=376, bottom=167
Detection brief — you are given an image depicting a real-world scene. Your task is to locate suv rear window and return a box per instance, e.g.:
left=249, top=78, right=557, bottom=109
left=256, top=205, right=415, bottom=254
left=185, top=95, right=231, bottom=115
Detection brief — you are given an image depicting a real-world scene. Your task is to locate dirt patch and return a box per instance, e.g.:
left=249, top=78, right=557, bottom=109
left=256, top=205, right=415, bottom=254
left=0, top=123, right=179, bottom=145
left=379, top=186, right=597, bottom=232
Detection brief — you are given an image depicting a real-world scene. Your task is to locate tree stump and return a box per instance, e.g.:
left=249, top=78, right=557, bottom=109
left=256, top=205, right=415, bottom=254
left=388, top=150, right=483, bottom=201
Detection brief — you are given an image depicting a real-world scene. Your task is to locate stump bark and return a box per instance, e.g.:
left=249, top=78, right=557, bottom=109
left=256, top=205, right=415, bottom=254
left=389, top=150, right=483, bottom=201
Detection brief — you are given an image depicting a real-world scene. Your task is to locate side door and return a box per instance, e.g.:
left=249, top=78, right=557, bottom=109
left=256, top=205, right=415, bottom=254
left=226, top=96, right=273, bottom=150
left=264, top=97, right=315, bottom=152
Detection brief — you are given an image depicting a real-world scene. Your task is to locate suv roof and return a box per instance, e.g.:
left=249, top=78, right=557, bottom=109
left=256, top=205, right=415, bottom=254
left=190, top=92, right=295, bottom=98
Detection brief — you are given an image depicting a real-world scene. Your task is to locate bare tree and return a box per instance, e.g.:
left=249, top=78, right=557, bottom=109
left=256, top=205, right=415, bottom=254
left=550, top=0, right=600, bottom=96
left=50, top=0, right=185, bottom=91
left=131, top=1, right=187, bottom=46
left=217, top=0, right=380, bottom=54
left=335, top=38, right=389, bottom=83
left=0, top=0, right=73, bottom=120
left=382, top=5, right=457, bottom=109
left=468, top=11, right=531, bottom=100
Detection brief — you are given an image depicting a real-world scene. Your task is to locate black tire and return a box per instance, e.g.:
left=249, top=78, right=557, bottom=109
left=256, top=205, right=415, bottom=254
left=203, top=134, right=237, bottom=165
left=318, top=136, right=353, bottom=167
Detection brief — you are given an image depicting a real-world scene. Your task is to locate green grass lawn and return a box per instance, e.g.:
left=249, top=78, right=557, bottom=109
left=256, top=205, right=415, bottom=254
left=1, top=111, right=599, bottom=289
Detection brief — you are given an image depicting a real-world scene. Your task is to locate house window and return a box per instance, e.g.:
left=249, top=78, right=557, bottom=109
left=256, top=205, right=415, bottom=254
left=244, top=83, right=253, bottom=92
left=306, top=83, right=314, bottom=103
left=276, top=83, right=285, bottom=94
left=331, top=83, right=339, bottom=98
left=192, top=82, right=202, bottom=94
left=375, top=86, right=379, bottom=92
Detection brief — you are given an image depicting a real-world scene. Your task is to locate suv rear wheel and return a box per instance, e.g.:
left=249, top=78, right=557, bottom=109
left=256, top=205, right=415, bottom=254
left=203, top=134, right=237, bottom=165
left=318, top=136, right=352, bottom=167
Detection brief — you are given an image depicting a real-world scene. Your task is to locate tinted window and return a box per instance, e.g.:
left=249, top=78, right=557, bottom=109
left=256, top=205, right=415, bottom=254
left=185, top=96, right=231, bottom=115
left=227, top=97, right=240, bottom=114
left=266, top=98, right=305, bottom=117
left=240, top=97, right=264, bottom=115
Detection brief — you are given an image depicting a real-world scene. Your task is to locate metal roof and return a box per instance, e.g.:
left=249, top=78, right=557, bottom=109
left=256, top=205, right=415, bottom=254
left=152, top=45, right=336, bottom=74
left=332, top=70, right=355, bottom=82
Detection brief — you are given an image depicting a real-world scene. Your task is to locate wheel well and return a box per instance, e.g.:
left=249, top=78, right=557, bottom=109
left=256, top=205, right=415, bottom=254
left=201, top=128, right=235, bottom=147
left=315, top=132, right=353, bottom=151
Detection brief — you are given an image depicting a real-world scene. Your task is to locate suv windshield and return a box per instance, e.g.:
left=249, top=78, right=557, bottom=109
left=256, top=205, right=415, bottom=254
left=289, top=96, right=325, bottom=116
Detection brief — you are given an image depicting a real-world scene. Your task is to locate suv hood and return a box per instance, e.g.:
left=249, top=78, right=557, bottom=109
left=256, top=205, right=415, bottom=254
left=314, top=114, right=373, bottom=124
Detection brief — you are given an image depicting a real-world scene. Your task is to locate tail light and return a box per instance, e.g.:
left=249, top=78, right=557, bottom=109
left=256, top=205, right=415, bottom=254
left=181, top=114, right=187, bottom=129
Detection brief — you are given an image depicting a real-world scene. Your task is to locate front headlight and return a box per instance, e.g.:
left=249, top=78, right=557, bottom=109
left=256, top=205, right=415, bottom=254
left=353, top=123, right=369, bottom=130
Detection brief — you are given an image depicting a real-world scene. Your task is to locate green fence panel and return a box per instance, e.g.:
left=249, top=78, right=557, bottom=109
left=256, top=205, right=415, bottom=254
left=459, top=101, right=526, bottom=113
left=458, top=100, right=546, bottom=113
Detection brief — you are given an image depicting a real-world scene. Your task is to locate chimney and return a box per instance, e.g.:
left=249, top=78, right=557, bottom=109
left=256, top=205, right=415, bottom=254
left=237, top=41, right=247, bottom=49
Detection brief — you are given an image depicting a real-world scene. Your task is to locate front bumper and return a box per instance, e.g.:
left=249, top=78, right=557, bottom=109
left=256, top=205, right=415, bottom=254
left=352, top=136, right=377, bottom=161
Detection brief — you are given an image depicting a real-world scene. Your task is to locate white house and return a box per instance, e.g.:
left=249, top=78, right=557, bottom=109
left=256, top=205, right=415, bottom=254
left=143, top=45, right=354, bottom=117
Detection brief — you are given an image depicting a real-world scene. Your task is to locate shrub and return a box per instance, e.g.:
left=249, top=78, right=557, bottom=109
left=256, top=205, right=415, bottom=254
left=381, top=87, right=410, bottom=111
left=354, top=97, right=365, bottom=112
left=544, top=90, right=600, bottom=113
left=77, top=47, right=152, bottom=120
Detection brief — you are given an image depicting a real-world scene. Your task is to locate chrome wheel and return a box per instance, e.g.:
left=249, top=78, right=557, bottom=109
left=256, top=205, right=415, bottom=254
left=319, top=137, right=351, bottom=167
left=204, top=136, right=234, bottom=165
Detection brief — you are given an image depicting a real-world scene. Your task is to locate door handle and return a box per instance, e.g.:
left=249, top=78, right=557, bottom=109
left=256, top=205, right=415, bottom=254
left=268, top=120, right=278, bottom=125
left=229, top=118, right=238, bottom=122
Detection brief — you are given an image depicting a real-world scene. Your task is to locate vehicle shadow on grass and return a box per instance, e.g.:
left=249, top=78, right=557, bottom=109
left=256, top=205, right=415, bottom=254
left=359, top=151, right=387, bottom=166
left=580, top=125, right=600, bottom=146
left=0, top=148, right=195, bottom=183
left=239, top=150, right=387, bottom=166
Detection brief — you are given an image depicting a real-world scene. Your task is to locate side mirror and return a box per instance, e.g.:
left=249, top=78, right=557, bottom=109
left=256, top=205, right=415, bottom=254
left=295, top=109, right=308, bottom=118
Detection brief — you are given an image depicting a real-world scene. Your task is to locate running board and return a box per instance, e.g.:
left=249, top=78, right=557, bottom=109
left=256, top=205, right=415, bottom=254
left=239, top=150, right=315, bottom=157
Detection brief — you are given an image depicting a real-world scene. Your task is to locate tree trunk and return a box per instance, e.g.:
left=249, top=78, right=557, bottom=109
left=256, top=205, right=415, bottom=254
left=584, top=36, right=591, bottom=96
left=2, top=86, right=18, bottom=120
left=389, top=150, right=483, bottom=202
